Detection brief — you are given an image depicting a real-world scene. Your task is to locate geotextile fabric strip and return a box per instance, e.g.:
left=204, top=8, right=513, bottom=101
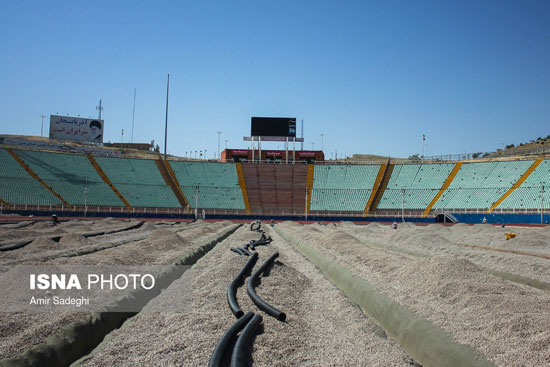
left=0, top=224, right=242, bottom=367
left=274, top=226, right=494, bottom=367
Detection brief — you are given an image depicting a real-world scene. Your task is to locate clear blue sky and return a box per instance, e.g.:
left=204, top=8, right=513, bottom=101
left=1, top=0, right=549, bottom=159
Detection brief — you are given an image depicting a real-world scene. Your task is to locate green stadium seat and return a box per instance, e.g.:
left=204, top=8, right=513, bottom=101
left=498, top=160, right=550, bottom=210
left=433, top=160, right=535, bottom=210
left=169, top=161, right=245, bottom=210
left=0, top=149, right=63, bottom=205
left=14, top=149, right=123, bottom=207
left=95, top=156, right=180, bottom=208
left=310, top=165, right=380, bottom=211
left=378, top=163, right=455, bottom=210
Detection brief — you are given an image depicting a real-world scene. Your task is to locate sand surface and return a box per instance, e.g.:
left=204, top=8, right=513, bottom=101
left=278, top=221, right=550, bottom=366
left=77, top=224, right=414, bottom=367
left=3, top=219, right=549, bottom=366
left=0, top=220, right=236, bottom=359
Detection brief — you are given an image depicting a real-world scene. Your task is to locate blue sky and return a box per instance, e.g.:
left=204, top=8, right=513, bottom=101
left=1, top=0, right=549, bottom=159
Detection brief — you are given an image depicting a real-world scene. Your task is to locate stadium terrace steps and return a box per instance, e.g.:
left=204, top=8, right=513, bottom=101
left=164, top=161, right=190, bottom=208
left=0, top=148, right=63, bottom=206
left=86, top=154, right=132, bottom=209
left=432, top=160, right=536, bottom=210
left=422, top=162, right=464, bottom=217
left=1, top=148, right=549, bottom=213
left=365, top=163, right=392, bottom=215
left=377, top=163, right=455, bottom=210
left=13, top=149, right=121, bottom=207
left=241, top=163, right=308, bottom=214
left=310, top=164, right=380, bottom=212
left=94, top=156, right=181, bottom=208
left=169, top=161, right=245, bottom=210
left=306, top=164, right=314, bottom=214
left=2, top=149, right=66, bottom=206
left=155, top=158, right=189, bottom=209
left=236, top=163, right=252, bottom=214
left=488, top=158, right=544, bottom=212
left=497, top=159, right=550, bottom=210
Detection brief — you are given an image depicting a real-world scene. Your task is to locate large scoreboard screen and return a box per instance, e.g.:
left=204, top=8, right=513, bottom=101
left=251, top=117, right=296, bottom=137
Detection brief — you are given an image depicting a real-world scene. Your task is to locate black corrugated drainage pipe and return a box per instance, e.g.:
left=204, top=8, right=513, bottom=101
left=231, top=248, right=245, bottom=256
left=247, top=252, right=286, bottom=321
left=208, top=312, right=254, bottom=367
left=240, top=248, right=253, bottom=257
left=230, top=313, right=263, bottom=367
left=228, top=253, right=259, bottom=318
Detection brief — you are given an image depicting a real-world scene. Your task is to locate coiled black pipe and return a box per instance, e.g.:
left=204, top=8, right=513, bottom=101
left=250, top=222, right=261, bottom=232
left=250, top=238, right=271, bottom=247
left=230, top=313, right=263, bottom=367
left=247, top=252, right=286, bottom=321
left=231, top=248, right=245, bottom=256
left=208, top=311, right=254, bottom=367
left=240, top=248, right=253, bottom=257
left=227, top=252, right=259, bottom=318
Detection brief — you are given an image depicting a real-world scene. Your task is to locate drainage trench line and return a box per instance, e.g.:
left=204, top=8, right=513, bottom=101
left=81, top=221, right=145, bottom=238
left=0, top=224, right=242, bottom=367
left=2, top=231, right=157, bottom=266
left=274, top=225, right=493, bottom=367
left=0, top=239, right=33, bottom=252
left=246, top=252, right=286, bottom=322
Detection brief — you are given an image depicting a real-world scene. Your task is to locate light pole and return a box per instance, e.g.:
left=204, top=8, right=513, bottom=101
left=225, top=139, right=228, bottom=149
left=401, top=186, right=406, bottom=223
left=82, top=177, right=88, bottom=217
left=320, top=133, right=324, bottom=151
left=204, top=150, right=207, bottom=160
left=217, top=131, right=222, bottom=160
left=311, top=142, right=314, bottom=150
left=40, top=115, right=46, bottom=138
left=541, top=184, right=545, bottom=224
left=164, top=74, right=170, bottom=160
left=194, top=185, right=199, bottom=219
left=305, top=186, right=308, bottom=221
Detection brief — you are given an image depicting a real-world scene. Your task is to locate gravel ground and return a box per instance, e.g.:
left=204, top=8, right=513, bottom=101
left=0, top=220, right=236, bottom=359
left=77, top=224, right=415, bottom=367
left=279, top=221, right=550, bottom=366
left=342, top=222, right=550, bottom=283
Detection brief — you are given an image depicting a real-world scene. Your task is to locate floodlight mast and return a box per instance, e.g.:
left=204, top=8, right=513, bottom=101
left=217, top=132, right=221, bottom=160
left=96, top=99, right=103, bottom=119
left=40, top=115, right=46, bottom=137
left=164, top=74, right=170, bottom=160
left=541, top=184, right=545, bottom=225
left=131, top=88, right=136, bottom=143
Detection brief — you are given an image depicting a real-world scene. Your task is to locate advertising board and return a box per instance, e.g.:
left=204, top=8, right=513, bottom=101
left=49, top=115, right=104, bottom=143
